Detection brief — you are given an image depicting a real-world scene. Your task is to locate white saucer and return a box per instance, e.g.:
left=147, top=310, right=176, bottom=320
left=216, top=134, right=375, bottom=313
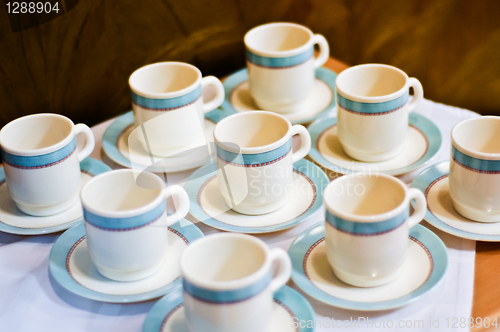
left=0, top=158, right=111, bottom=235
left=142, top=286, right=315, bottom=332
left=412, top=160, right=500, bottom=241
left=49, top=220, right=204, bottom=303
left=184, top=159, right=327, bottom=233
left=289, top=223, right=448, bottom=311
left=308, top=112, right=442, bottom=175
left=102, top=111, right=217, bottom=173
left=217, top=67, right=337, bottom=124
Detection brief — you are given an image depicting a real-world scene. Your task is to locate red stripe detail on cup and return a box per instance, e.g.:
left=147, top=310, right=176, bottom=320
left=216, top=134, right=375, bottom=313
left=217, top=149, right=291, bottom=168
left=3, top=148, right=76, bottom=170
left=338, top=103, right=405, bottom=116
left=132, top=96, right=201, bottom=111
left=84, top=211, right=166, bottom=232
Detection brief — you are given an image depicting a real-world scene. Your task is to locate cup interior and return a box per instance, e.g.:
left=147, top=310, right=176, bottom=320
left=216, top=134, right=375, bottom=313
left=245, top=23, right=311, bottom=54
left=0, top=114, right=72, bottom=152
left=214, top=112, right=289, bottom=149
left=325, top=175, right=405, bottom=218
left=336, top=65, right=407, bottom=98
left=81, top=170, right=163, bottom=214
left=453, top=117, right=500, bottom=155
left=129, top=62, right=200, bottom=96
left=182, top=235, right=266, bottom=283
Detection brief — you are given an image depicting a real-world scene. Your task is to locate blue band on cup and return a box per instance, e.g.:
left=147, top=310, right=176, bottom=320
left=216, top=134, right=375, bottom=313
left=337, top=92, right=409, bottom=115
left=325, top=209, right=408, bottom=235
left=83, top=199, right=166, bottom=231
left=183, top=272, right=272, bottom=304
left=1, top=137, right=77, bottom=169
left=216, top=138, right=292, bottom=167
left=452, top=146, right=500, bottom=174
left=131, top=85, right=202, bottom=110
left=245, top=48, right=314, bottom=68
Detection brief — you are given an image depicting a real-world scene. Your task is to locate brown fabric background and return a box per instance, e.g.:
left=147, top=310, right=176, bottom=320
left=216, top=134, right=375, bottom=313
left=1, top=0, right=500, bottom=128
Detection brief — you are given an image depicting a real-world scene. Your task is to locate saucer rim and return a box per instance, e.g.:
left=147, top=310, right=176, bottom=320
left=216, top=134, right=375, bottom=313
left=142, top=285, right=315, bottom=332
left=49, top=219, right=204, bottom=303
left=216, top=67, right=338, bottom=125
left=0, top=157, right=111, bottom=235
left=411, top=160, right=500, bottom=241
left=288, top=222, right=448, bottom=311
left=184, top=158, right=327, bottom=234
left=102, top=111, right=218, bottom=173
left=307, top=112, right=443, bottom=176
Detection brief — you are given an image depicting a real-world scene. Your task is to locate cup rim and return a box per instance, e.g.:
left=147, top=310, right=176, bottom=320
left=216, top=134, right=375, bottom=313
left=451, top=116, right=500, bottom=160
left=180, top=233, right=271, bottom=290
left=244, top=22, right=314, bottom=58
left=128, top=62, right=202, bottom=100
left=336, top=64, right=410, bottom=103
left=213, top=111, right=292, bottom=154
left=0, top=113, right=75, bottom=157
left=80, top=169, right=165, bottom=219
left=323, top=173, right=409, bottom=223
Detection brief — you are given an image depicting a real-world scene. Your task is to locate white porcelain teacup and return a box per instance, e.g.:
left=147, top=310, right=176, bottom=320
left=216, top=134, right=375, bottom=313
left=180, top=233, right=291, bottom=332
left=336, top=64, right=424, bottom=162
left=323, top=173, right=426, bottom=287
left=214, top=111, right=311, bottom=215
left=129, top=62, right=224, bottom=157
left=449, top=116, right=500, bottom=222
left=80, top=169, right=189, bottom=281
left=0, top=113, right=95, bottom=216
left=244, top=22, right=329, bottom=113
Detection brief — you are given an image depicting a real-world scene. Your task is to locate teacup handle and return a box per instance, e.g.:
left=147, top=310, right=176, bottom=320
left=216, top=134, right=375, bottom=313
left=312, top=34, right=330, bottom=69
left=407, top=188, right=426, bottom=228
left=164, top=185, right=190, bottom=225
left=201, top=76, right=225, bottom=114
left=269, top=248, right=292, bottom=293
left=290, top=125, right=311, bottom=163
left=406, top=78, right=424, bottom=113
left=74, top=124, right=95, bottom=162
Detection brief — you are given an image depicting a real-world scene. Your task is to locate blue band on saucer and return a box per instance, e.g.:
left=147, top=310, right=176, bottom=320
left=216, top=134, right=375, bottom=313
left=337, top=92, right=408, bottom=115
left=245, top=48, right=314, bottom=68
left=183, top=272, right=271, bottom=304
left=325, top=209, right=408, bottom=235
left=1, top=137, right=77, bottom=169
left=83, top=200, right=166, bottom=231
left=216, top=138, right=292, bottom=167
left=452, top=146, right=500, bottom=173
left=131, top=85, right=202, bottom=110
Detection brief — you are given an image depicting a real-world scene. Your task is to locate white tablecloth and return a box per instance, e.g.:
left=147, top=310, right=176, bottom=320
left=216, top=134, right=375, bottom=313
left=0, top=99, right=477, bottom=331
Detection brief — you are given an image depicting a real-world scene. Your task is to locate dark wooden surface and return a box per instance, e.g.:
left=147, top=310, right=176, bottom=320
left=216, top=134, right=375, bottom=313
left=1, top=0, right=500, bottom=130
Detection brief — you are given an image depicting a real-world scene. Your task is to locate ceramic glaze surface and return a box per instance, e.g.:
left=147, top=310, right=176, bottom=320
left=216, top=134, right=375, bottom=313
left=103, top=111, right=217, bottom=173
left=129, top=62, right=224, bottom=158
left=0, top=113, right=94, bottom=216
left=412, top=160, right=500, bottom=241
left=323, top=173, right=426, bottom=287
left=308, top=112, right=442, bottom=175
left=214, top=111, right=310, bottom=215
left=185, top=158, right=326, bottom=234
left=449, top=116, right=500, bottom=222
left=0, top=158, right=110, bottom=235
left=80, top=169, right=189, bottom=281
left=49, top=219, right=204, bottom=303
left=289, top=222, right=448, bottom=311
left=180, top=233, right=291, bottom=332
left=336, top=64, right=424, bottom=162
left=222, top=67, right=337, bottom=124
left=244, top=23, right=329, bottom=113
